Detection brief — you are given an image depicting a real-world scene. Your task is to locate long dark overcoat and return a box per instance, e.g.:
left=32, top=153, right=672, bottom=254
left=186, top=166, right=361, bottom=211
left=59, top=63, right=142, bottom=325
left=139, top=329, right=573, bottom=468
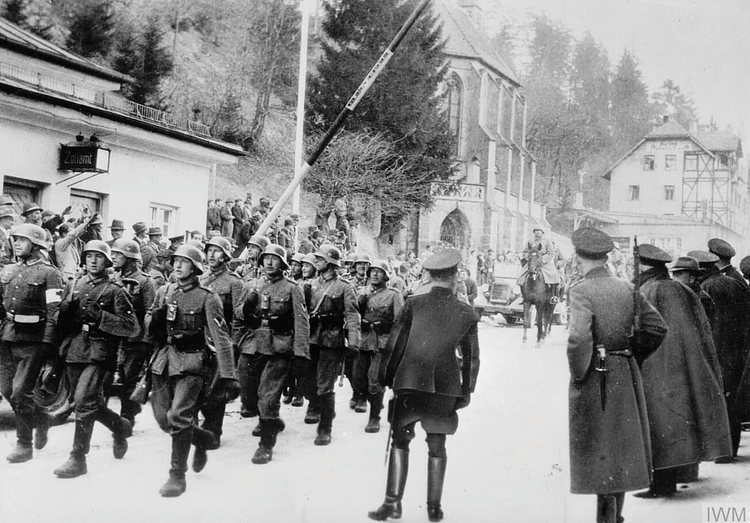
left=639, top=268, right=732, bottom=469
left=567, top=266, right=667, bottom=495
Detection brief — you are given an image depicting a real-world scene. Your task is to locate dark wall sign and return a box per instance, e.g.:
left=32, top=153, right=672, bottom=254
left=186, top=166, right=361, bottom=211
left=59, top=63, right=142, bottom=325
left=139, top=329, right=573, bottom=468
left=59, top=145, right=110, bottom=173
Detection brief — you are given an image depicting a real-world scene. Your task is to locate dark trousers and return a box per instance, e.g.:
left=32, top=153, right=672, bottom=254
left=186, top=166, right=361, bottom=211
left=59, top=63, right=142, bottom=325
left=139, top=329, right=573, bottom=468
left=238, top=353, right=265, bottom=415
left=303, top=345, right=343, bottom=398
left=254, top=355, right=292, bottom=419
left=151, top=373, right=206, bottom=435
left=0, top=342, right=50, bottom=445
left=352, top=350, right=384, bottom=397
left=117, top=341, right=151, bottom=421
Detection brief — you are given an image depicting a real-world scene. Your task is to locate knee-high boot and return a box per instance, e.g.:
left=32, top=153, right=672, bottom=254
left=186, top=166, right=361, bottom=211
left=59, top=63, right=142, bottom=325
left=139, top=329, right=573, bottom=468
left=427, top=456, right=447, bottom=522
left=614, top=492, right=625, bottom=523
left=596, top=494, right=618, bottom=523
left=314, top=393, right=335, bottom=446
left=7, top=413, right=34, bottom=463
left=160, top=428, right=192, bottom=497
left=54, top=417, right=94, bottom=478
left=191, top=425, right=216, bottom=473
left=368, top=447, right=409, bottom=521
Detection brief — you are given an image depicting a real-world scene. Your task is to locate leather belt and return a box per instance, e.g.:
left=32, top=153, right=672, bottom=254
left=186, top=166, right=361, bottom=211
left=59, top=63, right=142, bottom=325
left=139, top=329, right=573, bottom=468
left=606, top=349, right=633, bottom=358
left=6, top=312, right=42, bottom=323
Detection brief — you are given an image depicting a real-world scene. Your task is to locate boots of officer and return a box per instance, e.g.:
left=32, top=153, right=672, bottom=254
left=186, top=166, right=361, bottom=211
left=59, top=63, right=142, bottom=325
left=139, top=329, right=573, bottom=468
left=252, top=418, right=279, bottom=464
left=54, top=418, right=94, bottom=478
left=314, top=393, right=335, bottom=446
left=7, top=413, right=34, bottom=463
left=427, top=456, right=447, bottom=522
left=34, top=412, right=51, bottom=450
left=304, top=400, right=321, bottom=424
left=368, top=447, right=409, bottom=521
left=160, top=429, right=192, bottom=497
left=191, top=425, right=216, bottom=473
left=596, top=493, right=625, bottom=523
left=96, top=407, right=133, bottom=459
left=201, top=396, right=225, bottom=449
left=365, top=394, right=383, bottom=433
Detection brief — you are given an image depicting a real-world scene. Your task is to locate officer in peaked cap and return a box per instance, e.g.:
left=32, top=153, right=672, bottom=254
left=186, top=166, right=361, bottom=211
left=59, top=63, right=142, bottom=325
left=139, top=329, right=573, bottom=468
left=739, top=256, right=750, bottom=283
left=371, top=247, right=478, bottom=522
left=708, top=238, right=748, bottom=287
left=687, top=250, right=719, bottom=268
left=636, top=244, right=672, bottom=265
left=565, top=228, right=667, bottom=521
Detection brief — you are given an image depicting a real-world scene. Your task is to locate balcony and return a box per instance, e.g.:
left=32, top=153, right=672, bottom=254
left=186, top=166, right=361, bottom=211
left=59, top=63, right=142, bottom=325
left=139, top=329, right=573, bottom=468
left=431, top=182, right=485, bottom=202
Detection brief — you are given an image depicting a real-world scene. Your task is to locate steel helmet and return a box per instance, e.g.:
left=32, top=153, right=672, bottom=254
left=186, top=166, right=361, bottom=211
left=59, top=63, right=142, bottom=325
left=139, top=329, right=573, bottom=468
left=259, top=244, right=289, bottom=269
left=111, top=238, right=142, bottom=261
left=248, top=235, right=269, bottom=251
left=11, top=223, right=48, bottom=249
left=302, top=253, right=317, bottom=267
left=344, top=252, right=357, bottom=265
left=172, top=244, right=205, bottom=275
left=291, top=252, right=306, bottom=265
left=354, top=252, right=372, bottom=265
left=367, top=260, right=390, bottom=281
left=205, top=236, right=233, bottom=259
left=314, top=244, right=341, bottom=267
left=82, top=240, right=113, bottom=265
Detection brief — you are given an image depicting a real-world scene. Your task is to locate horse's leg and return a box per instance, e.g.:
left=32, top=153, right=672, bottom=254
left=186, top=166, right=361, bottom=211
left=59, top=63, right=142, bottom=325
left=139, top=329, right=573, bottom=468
left=535, top=301, right=544, bottom=347
left=522, top=300, right=530, bottom=343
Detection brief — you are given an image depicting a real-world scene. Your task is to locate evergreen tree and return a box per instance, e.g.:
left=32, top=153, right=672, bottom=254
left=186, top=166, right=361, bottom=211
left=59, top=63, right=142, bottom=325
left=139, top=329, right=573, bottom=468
left=212, top=89, right=245, bottom=145
left=611, top=51, right=654, bottom=151
left=65, top=0, right=115, bottom=59
left=307, top=0, right=453, bottom=231
left=652, top=79, right=698, bottom=129
left=2, top=0, right=26, bottom=25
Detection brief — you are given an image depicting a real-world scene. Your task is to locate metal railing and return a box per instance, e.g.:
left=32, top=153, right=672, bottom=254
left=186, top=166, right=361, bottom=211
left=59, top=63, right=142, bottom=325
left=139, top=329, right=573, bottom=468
left=0, top=60, right=211, bottom=138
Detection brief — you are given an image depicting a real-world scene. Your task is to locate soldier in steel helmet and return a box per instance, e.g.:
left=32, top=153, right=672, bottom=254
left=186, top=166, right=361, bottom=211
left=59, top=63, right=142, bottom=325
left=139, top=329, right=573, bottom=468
left=146, top=244, right=240, bottom=497
left=0, top=224, right=64, bottom=464
left=352, top=253, right=372, bottom=290
left=198, top=235, right=245, bottom=447
left=237, top=244, right=310, bottom=464
left=342, top=251, right=357, bottom=282
left=301, top=244, right=361, bottom=445
left=54, top=240, right=139, bottom=479
left=289, top=252, right=305, bottom=282
left=240, top=234, right=270, bottom=284
left=356, top=260, right=403, bottom=434
left=369, top=249, right=479, bottom=522
left=110, top=238, right=157, bottom=426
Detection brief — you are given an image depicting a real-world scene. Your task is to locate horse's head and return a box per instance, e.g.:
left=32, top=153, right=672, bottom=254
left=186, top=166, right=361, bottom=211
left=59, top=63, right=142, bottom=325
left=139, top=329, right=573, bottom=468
left=527, top=247, right=543, bottom=278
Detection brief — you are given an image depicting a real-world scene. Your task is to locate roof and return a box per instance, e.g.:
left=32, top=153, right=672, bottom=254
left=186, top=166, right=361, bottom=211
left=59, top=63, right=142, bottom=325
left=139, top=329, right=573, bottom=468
left=695, top=130, right=742, bottom=155
left=0, top=18, right=131, bottom=84
left=646, top=119, right=690, bottom=138
left=434, top=0, right=520, bottom=86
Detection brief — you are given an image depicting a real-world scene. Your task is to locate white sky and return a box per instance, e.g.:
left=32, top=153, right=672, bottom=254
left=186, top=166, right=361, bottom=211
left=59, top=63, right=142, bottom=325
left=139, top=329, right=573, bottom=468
left=480, top=0, right=750, bottom=139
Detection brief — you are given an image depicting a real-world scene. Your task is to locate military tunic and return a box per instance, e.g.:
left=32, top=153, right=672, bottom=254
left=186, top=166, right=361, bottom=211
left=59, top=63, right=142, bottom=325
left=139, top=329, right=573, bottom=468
left=237, top=274, right=309, bottom=419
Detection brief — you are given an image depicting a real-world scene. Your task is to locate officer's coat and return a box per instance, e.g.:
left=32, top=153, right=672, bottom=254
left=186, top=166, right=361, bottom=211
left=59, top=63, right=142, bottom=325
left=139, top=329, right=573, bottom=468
left=567, top=266, right=667, bottom=495
left=638, top=268, right=732, bottom=468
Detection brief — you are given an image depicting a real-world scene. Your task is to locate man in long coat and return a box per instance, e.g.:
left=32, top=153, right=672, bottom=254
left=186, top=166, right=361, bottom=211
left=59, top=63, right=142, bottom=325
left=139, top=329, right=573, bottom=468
left=567, top=228, right=667, bottom=523
left=633, top=245, right=732, bottom=497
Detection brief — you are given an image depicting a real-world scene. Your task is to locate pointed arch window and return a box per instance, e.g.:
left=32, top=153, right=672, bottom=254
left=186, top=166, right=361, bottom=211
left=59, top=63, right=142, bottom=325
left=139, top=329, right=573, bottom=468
left=447, top=73, right=463, bottom=156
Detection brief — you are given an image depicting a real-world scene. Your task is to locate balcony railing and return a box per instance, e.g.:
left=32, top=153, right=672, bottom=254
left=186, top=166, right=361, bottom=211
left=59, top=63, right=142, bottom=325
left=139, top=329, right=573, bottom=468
left=431, top=182, right=485, bottom=202
left=0, top=60, right=211, bottom=138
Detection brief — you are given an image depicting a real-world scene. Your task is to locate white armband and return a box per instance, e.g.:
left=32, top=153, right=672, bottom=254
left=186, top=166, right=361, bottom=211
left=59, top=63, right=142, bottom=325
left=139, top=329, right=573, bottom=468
left=46, top=289, right=62, bottom=304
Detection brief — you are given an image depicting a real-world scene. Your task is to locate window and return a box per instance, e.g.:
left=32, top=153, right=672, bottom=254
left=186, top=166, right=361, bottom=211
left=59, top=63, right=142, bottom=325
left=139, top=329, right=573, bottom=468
left=643, top=155, right=655, bottom=170
left=718, top=153, right=730, bottom=169
left=447, top=74, right=463, bottom=156
left=665, top=155, right=676, bottom=171
left=629, top=185, right=640, bottom=201
left=664, top=185, right=675, bottom=200
left=684, top=153, right=698, bottom=171
left=150, top=203, right=177, bottom=237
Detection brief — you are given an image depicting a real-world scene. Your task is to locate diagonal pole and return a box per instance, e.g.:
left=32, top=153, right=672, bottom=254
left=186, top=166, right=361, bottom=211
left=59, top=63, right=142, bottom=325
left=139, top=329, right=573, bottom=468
left=254, top=0, right=433, bottom=237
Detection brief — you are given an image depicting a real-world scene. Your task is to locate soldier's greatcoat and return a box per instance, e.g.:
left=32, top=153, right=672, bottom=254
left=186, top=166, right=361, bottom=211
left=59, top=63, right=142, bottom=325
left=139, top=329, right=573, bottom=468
left=567, top=266, right=667, bottom=494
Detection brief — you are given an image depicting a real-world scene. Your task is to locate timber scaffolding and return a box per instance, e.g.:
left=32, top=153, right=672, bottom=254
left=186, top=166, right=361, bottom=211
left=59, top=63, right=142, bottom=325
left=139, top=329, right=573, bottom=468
left=0, top=59, right=211, bottom=138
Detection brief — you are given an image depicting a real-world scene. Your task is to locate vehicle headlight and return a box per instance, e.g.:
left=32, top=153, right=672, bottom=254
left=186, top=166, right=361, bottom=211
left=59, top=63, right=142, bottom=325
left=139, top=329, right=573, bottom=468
left=513, top=285, right=521, bottom=295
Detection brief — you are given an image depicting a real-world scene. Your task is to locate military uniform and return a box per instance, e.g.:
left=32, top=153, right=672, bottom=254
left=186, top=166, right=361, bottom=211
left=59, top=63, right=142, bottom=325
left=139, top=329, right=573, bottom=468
left=113, top=265, right=156, bottom=424
left=356, top=280, right=403, bottom=432
left=57, top=272, right=138, bottom=474
left=238, top=269, right=309, bottom=463
left=198, top=264, right=245, bottom=445
left=148, top=275, right=238, bottom=491
left=0, top=256, right=63, bottom=462
left=303, top=271, right=360, bottom=445
left=566, top=228, right=667, bottom=523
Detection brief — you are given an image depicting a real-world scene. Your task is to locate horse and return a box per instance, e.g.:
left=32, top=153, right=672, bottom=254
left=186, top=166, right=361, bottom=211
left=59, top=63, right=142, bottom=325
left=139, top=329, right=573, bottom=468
left=521, top=247, right=555, bottom=347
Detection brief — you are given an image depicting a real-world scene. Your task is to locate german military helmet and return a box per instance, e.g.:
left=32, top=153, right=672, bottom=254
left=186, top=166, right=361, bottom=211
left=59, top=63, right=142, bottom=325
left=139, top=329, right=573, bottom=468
left=172, top=244, right=205, bottom=275
left=205, top=236, right=233, bottom=259
left=82, top=240, right=113, bottom=264
left=367, top=260, right=390, bottom=281
left=314, top=244, right=342, bottom=267
left=354, top=252, right=372, bottom=265
left=111, top=238, right=142, bottom=261
left=344, top=252, right=357, bottom=265
left=291, top=252, right=306, bottom=265
left=302, top=253, right=317, bottom=267
left=248, top=235, right=269, bottom=251
left=11, top=223, right=48, bottom=249
left=259, top=244, right=289, bottom=269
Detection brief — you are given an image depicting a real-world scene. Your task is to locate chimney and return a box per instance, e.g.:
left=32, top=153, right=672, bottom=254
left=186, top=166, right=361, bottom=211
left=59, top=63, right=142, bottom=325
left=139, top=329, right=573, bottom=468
left=663, top=115, right=670, bottom=124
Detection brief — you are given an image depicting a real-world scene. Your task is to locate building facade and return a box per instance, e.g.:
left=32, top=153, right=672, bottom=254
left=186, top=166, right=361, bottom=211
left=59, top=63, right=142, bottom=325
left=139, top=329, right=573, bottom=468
left=577, top=117, right=749, bottom=256
left=382, top=0, right=548, bottom=258
left=0, top=19, right=243, bottom=238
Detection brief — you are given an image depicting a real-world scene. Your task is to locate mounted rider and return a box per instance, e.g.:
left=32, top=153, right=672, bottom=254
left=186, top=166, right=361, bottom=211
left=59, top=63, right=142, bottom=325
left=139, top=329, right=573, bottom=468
left=517, top=227, right=561, bottom=303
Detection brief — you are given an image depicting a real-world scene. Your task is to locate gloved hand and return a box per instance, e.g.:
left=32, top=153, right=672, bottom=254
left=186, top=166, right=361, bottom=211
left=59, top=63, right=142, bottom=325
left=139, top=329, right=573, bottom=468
left=85, top=302, right=102, bottom=323
left=455, top=393, right=471, bottom=410
left=218, top=378, right=241, bottom=403
left=292, top=356, right=309, bottom=376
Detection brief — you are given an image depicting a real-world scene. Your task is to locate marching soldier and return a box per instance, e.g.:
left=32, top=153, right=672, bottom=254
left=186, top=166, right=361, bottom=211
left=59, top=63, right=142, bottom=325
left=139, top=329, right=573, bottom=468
left=303, top=244, right=360, bottom=445
left=351, top=253, right=371, bottom=289
left=110, top=238, right=157, bottom=426
left=369, top=249, right=479, bottom=522
left=240, top=235, right=269, bottom=283
left=346, top=252, right=372, bottom=410
left=0, top=224, right=63, bottom=463
left=289, top=252, right=305, bottom=282
left=566, top=229, right=667, bottom=523
left=54, top=241, right=139, bottom=478
left=237, top=244, right=309, bottom=464
left=147, top=244, right=240, bottom=497
left=356, top=260, right=403, bottom=433
left=198, top=235, right=245, bottom=447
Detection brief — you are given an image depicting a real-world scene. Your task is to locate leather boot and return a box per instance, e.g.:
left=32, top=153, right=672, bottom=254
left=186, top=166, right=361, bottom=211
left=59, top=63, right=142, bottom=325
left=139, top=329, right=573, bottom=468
left=201, top=398, right=225, bottom=448
left=314, top=394, right=335, bottom=446
left=366, top=395, right=383, bottom=433
left=368, top=447, right=409, bottom=521
left=7, top=414, right=34, bottom=463
left=54, top=418, right=94, bottom=478
left=98, top=407, right=132, bottom=459
left=304, top=402, right=321, bottom=424
left=614, top=492, right=625, bottom=523
left=34, top=412, right=51, bottom=450
left=160, top=429, right=192, bottom=497
left=252, top=419, right=278, bottom=465
left=191, top=426, right=216, bottom=473
left=427, top=456, right=447, bottom=522
left=596, top=495, right=617, bottom=523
